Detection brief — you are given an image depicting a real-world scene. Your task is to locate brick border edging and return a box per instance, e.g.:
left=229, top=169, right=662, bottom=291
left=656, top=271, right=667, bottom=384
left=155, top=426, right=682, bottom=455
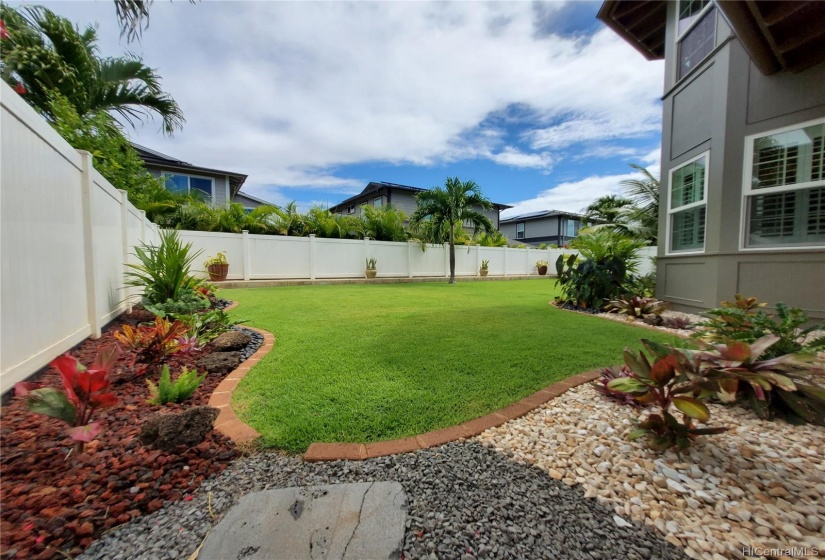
left=303, top=370, right=600, bottom=462
left=207, top=301, right=273, bottom=444
left=552, top=304, right=692, bottom=339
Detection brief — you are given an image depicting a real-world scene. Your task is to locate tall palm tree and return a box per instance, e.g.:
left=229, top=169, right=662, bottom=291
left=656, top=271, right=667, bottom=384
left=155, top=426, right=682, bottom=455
left=618, top=164, right=660, bottom=244
left=410, top=177, right=494, bottom=284
left=1, top=5, right=184, bottom=134
left=583, top=194, right=634, bottom=224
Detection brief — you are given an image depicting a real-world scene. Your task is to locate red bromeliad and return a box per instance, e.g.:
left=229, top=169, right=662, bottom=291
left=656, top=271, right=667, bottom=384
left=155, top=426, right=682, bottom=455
left=0, top=19, right=9, bottom=40
left=14, top=345, right=120, bottom=453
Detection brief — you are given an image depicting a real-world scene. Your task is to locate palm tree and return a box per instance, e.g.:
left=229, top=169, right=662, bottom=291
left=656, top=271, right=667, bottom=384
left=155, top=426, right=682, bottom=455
left=360, top=205, right=409, bottom=242
left=410, top=177, right=494, bottom=284
left=618, top=164, right=660, bottom=244
left=583, top=194, right=634, bottom=224
left=1, top=5, right=184, bottom=134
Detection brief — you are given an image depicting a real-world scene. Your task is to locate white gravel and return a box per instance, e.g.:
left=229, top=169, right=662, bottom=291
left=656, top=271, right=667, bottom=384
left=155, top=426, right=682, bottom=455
left=477, top=383, right=825, bottom=560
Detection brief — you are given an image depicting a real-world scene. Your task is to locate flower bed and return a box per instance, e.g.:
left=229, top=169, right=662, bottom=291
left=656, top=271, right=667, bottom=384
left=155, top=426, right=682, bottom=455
left=0, top=309, right=250, bottom=559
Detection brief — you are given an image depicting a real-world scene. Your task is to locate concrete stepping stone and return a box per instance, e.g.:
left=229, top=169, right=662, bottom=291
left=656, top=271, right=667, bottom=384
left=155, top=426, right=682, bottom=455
left=198, top=482, right=407, bottom=560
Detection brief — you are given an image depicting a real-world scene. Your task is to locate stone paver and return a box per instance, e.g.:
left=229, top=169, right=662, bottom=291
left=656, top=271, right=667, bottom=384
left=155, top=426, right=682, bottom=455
left=197, top=482, right=407, bottom=560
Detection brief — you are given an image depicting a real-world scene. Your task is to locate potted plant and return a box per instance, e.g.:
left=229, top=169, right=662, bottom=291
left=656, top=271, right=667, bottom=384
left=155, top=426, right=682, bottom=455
left=536, top=260, right=549, bottom=276
left=480, top=259, right=489, bottom=277
left=204, top=252, right=229, bottom=282
left=365, top=257, right=377, bottom=279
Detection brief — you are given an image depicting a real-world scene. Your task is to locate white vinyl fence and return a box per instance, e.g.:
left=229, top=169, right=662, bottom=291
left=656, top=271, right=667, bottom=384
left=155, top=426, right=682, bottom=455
left=0, top=82, right=159, bottom=389
left=179, top=230, right=657, bottom=281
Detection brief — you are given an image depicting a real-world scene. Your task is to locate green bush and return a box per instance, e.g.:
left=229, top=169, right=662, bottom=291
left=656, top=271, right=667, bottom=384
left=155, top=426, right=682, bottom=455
left=125, top=229, right=203, bottom=307
left=144, top=290, right=210, bottom=318
left=177, top=309, right=246, bottom=343
left=147, top=365, right=205, bottom=405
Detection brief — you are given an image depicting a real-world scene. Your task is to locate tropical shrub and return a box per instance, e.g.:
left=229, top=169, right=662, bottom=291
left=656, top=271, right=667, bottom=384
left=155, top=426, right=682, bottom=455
left=366, top=257, right=377, bottom=270
left=606, top=296, right=669, bottom=323
left=480, top=259, right=489, bottom=271
left=144, top=289, right=210, bottom=318
left=624, top=272, right=656, bottom=298
left=113, top=317, right=191, bottom=375
left=360, top=205, right=408, bottom=242
left=555, top=229, right=647, bottom=309
left=695, top=295, right=825, bottom=359
left=177, top=309, right=244, bottom=344
left=147, top=365, right=205, bottom=405
left=14, top=346, right=120, bottom=452
left=124, top=229, right=203, bottom=307
left=607, top=340, right=727, bottom=451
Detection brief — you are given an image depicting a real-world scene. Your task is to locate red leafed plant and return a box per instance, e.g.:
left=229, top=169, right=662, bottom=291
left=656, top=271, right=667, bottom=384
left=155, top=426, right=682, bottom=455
left=14, top=345, right=120, bottom=453
left=114, top=316, right=190, bottom=375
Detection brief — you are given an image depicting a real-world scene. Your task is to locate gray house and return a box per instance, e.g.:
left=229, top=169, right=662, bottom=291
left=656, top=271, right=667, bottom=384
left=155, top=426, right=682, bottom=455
left=599, top=0, right=825, bottom=318
left=133, top=144, right=271, bottom=209
left=499, top=210, right=589, bottom=246
left=329, top=181, right=512, bottom=229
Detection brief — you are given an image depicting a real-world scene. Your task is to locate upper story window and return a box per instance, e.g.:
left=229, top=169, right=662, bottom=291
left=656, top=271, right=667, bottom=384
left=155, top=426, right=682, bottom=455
left=373, top=196, right=383, bottom=208
left=744, top=119, right=825, bottom=249
left=516, top=222, right=525, bottom=239
left=668, top=152, right=708, bottom=253
left=347, top=204, right=355, bottom=214
left=164, top=174, right=213, bottom=203
left=677, top=0, right=716, bottom=80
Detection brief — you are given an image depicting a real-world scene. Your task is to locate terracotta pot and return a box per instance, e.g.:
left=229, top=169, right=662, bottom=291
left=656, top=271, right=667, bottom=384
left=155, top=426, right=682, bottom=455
left=365, top=269, right=377, bottom=279
left=207, top=263, right=229, bottom=282
left=538, top=266, right=548, bottom=276
left=480, top=269, right=489, bottom=277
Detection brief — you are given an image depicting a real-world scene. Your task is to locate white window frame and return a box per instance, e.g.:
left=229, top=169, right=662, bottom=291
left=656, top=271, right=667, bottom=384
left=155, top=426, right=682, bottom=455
left=162, top=172, right=215, bottom=203
left=674, top=0, right=716, bottom=82
left=347, top=204, right=355, bottom=214
left=739, top=116, right=825, bottom=251
left=516, top=222, right=525, bottom=240
left=666, top=151, right=709, bottom=256
left=373, top=196, right=383, bottom=207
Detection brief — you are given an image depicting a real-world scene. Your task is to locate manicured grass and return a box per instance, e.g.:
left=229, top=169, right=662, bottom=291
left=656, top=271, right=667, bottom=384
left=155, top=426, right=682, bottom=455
left=220, top=280, right=673, bottom=452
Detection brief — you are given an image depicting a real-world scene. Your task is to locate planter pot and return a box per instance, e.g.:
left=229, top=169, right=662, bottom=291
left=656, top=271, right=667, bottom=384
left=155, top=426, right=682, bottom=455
left=207, top=263, right=229, bottom=282
left=480, top=269, right=489, bottom=277
left=365, top=269, right=377, bottom=279
left=537, top=266, right=548, bottom=276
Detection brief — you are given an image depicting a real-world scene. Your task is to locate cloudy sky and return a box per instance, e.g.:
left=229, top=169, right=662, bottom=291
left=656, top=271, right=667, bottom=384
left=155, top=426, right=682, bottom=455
left=31, top=0, right=664, bottom=217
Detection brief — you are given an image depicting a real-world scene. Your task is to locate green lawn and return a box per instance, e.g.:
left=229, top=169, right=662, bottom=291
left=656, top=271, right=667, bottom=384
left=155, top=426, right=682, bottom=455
left=220, top=280, right=673, bottom=452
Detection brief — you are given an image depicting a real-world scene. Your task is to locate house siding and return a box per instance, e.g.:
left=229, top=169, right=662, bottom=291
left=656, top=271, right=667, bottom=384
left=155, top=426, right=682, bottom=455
left=656, top=2, right=825, bottom=318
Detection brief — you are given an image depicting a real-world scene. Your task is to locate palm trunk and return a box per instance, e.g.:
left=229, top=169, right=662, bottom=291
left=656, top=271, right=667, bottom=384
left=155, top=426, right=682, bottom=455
left=448, top=232, right=456, bottom=284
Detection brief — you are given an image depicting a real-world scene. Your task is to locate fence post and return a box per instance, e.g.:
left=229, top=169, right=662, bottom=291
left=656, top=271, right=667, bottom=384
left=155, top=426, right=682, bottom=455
left=407, top=241, right=413, bottom=278
left=309, top=234, right=316, bottom=280
left=118, top=189, right=132, bottom=313
left=476, top=245, right=481, bottom=277
left=503, top=246, right=508, bottom=277
left=526, top=247, right=532, bottom=276
left=444, top=243, right=449, bottom=278
left=364, top=237, right=371, bottom=277
left=78, top=151, right=101, bottom=339
left=242, top=230, right=251, bottom=281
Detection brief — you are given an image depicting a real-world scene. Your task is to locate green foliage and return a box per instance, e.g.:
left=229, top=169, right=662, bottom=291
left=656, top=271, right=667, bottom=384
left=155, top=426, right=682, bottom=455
left=204, top=252, right=228, bottom=267
left=695, top=295, right=825, bottom=359
left=472, top=230, right=507, bottom=247
left=606, top=296, right=669, bottom=323
left=124, top=229, right=203, bottom=306
left=147, top=365, right=205, bottom=405
left=176, top=309, right=244, bottom=344
left=1, top=4, right=183, bottom=134
left=360, top=205, right=408, bottom=241
left=570, top=228, right=646, bottom=273
left=480, top=259, right=489, bottom=270
left=623, top=272, right=657, bottom=298
left=144, top=289, right=210, bottom=318
left=535, top=260, right=548, bottom=268
left=365, top=257, right=377, bottom=270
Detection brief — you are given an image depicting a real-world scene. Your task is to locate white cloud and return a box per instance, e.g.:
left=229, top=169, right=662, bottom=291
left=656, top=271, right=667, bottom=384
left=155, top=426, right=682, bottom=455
left=38, top=1, right=663, bottom=197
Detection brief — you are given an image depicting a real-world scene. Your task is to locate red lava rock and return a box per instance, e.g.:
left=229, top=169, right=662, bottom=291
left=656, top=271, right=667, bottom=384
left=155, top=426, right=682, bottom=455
left=77, top=522, right=94, bottom=537
left=0, top=310, right=242, bottom=558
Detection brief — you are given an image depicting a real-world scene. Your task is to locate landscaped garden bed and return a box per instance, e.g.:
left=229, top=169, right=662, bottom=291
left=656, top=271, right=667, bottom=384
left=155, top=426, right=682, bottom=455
left=0, top=306, right=262, bottom=559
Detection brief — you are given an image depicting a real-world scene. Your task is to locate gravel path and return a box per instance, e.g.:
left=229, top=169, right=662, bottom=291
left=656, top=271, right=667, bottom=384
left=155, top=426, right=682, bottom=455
left=80, top=442, right=687, bottom=560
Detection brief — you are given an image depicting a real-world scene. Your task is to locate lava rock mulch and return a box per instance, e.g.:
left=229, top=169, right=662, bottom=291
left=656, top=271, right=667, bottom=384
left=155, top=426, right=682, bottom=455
left=81, top=442, right=688, bottom=560
left=0, top=309, right=261, bottom=559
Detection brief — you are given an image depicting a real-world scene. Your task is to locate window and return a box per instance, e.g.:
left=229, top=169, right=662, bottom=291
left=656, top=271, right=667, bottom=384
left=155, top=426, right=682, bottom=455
left=373, top=196, right=383, bottom=208
left=743, top=119, right=825, bottom=248
left=668, top=153, right=708, bottom=253
left=164, top=174, right=214, bottom=203
left=564, top=219, right=581, bottom=238
left=676, top=0, right=716, bottom=80
left=516, top=222, right=525, bottom=239
left=347, top=204, right=355, bottom=214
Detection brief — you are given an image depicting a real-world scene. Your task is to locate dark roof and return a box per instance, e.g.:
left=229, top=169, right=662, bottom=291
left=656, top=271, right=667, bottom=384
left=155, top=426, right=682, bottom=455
left=329, top=181, right=512, bottom=212
left=132, top=143, right=248, bottom=196
left=597, top=0, right=825, bottom=75
left=234, top=191, right=275, bottom=206
left=500, top=210, right=592, bottom=224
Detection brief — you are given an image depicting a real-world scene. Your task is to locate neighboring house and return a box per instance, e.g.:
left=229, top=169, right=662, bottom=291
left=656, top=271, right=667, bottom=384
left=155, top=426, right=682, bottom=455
left=133, top=144, right=269, bottom=209
left=499, top=210, right=589, bottom=246
left=328, top=181, right=512, bottom=230
left=598, top=0, right=825, bottom=318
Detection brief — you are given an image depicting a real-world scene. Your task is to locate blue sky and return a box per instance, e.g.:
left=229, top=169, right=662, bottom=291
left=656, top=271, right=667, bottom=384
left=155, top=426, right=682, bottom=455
left=32, top=0, right=664, bottom=218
